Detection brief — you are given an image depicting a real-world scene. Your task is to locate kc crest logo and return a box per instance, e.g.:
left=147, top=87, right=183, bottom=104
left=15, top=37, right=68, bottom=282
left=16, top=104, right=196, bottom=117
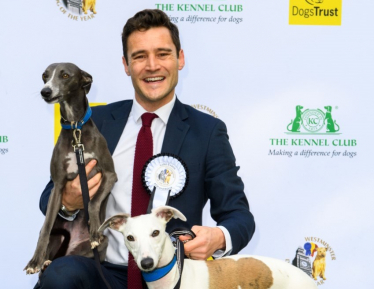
left=289, top=0, right=342, bottom=26
left=56, top=0, right=97, bottom=21
left=286, top=105, right=340, bottom=134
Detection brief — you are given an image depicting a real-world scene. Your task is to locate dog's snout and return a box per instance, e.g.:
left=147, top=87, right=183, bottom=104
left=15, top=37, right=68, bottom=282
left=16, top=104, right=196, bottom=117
left=41, top=87, right=52, bottom=98
left=141, top=258, right=154, bottom=270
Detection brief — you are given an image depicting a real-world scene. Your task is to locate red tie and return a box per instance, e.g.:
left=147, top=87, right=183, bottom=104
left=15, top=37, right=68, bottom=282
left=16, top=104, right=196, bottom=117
left=128, top=112, right=158, bottom=289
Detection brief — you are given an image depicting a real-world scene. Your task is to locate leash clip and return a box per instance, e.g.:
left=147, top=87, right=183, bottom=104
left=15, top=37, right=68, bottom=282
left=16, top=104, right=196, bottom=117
left=72, top=129, right=85, bottom=152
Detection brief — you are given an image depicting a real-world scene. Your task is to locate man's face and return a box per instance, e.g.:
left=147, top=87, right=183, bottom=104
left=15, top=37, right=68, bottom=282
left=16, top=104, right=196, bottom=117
left=123, top=27, right=185, bottom=111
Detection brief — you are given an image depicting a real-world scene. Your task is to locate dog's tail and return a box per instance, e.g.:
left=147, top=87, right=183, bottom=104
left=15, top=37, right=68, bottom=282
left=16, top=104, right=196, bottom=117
left=334, top=120, right=340, bottom=132
left=287, top=120, right=293, bottom=131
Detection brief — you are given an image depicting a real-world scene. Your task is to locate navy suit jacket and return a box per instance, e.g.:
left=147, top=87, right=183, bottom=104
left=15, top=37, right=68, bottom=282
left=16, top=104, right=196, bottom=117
left=40, top=98, right=255, bottom=254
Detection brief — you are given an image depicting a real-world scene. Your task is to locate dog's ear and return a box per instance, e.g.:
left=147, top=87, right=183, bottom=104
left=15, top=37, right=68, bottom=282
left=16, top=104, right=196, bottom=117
left=81, top=70, right=93, bottom=94
left=98, top=213, right=129, bottom=233
left=152, top=206, right=187, bottom=223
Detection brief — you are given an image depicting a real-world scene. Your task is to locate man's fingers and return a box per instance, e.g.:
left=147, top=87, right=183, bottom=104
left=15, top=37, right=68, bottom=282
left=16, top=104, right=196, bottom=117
left=88, top=172, right=102, bottom=190
left=183, top=237, right=202, bottom=253
left=89, top=179, right=102, bottom=199
left=179, top=235, right=192, bottom=242
left=85, top=160, right=97, bottom=176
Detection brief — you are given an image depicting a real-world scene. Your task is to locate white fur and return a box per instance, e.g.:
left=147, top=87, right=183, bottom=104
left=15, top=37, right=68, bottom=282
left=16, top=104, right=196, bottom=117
left=60, top=101, right=75, bottom=121
left=44, top=68, right=59, bottom=98
left=65, top=152, right=96, bottom=174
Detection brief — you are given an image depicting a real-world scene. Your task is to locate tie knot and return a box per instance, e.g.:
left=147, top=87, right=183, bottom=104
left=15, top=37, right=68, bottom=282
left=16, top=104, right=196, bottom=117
left=141, top=113, right=158, bottom=127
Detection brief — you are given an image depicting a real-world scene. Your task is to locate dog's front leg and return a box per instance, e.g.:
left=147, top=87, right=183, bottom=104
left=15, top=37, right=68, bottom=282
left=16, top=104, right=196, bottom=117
left=25, top=185, right=63, bottom=274
left=88, top=172, right=117, bottom=248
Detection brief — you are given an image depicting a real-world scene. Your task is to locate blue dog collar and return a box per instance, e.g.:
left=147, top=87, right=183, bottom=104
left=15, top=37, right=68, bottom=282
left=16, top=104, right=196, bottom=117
left=142, top=254, right=177, bottom=282
left=60, top=106, right=92, bottom=130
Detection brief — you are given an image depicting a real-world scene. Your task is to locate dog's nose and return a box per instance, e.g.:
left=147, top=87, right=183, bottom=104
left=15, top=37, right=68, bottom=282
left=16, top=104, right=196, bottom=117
left=41, top=87, right=52, bottom=98
left=141, top=258, right=154, bottom=270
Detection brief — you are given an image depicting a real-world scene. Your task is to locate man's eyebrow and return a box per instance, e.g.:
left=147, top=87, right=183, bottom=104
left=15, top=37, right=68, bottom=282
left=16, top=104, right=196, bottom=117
left=156, top=48, right=172, bottom=53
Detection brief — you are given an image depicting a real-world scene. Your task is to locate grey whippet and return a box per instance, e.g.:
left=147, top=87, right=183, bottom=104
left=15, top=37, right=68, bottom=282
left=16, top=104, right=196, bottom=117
left=25, top=63, right=117, bottom=274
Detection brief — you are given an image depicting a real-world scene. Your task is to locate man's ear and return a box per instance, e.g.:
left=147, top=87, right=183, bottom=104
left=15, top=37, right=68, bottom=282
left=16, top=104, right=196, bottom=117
left=178, top=49, right=185, bottom=71
left=122, top=56, right=131, bottom=76
left=98, top=213, right=129, bottom=233
left=81, top=70, right=93, bottom=94
left=152, top=206, right=187, bottom=223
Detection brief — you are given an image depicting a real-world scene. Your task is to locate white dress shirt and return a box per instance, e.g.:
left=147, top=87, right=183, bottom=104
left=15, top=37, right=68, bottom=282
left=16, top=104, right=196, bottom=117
left=105, top=95, right=232, bottom=265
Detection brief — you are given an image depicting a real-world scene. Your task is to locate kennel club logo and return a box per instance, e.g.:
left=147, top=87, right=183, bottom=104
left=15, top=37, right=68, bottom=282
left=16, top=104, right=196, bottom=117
left=0, top=135, right=9, bottom=155
left=289, top=0, right=342, bottom=26
left=286, top=105, right=340, bottom=134
left=292, top=237, right=336, bottom=286
left=56, top=0, right=97, bottom=21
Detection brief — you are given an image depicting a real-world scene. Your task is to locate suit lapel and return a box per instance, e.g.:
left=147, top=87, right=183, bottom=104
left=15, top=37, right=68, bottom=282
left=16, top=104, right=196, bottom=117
left=100, top=101, right=133, bottom=155
left=162, top=98, right=190, bottom=155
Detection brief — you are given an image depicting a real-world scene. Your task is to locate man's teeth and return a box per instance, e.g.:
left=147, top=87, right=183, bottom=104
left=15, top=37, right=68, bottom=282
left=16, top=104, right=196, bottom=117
left=145, top=77, right=164, bottom=82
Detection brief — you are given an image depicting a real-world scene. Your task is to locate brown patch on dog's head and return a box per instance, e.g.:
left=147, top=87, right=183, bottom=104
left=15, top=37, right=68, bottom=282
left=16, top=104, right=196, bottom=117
left=206, top=257, right=273, bottom=289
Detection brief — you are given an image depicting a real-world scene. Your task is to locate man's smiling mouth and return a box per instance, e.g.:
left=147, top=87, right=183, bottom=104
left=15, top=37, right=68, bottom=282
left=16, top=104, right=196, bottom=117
left=144, top=77, right=165, bottom=83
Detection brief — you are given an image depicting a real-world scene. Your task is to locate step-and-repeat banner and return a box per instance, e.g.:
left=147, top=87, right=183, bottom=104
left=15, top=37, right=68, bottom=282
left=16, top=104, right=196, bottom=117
left=1, top=0, right=373, bottom=288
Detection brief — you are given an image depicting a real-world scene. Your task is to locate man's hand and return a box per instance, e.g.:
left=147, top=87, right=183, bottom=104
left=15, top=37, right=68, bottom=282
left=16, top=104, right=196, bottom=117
left=61, top=160, right=102, bottom=211
left=179, top=226, right=226, bottom=260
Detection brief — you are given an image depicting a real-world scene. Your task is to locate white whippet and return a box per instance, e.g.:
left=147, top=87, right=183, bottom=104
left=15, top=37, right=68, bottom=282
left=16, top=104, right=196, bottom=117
left=98, top=206, right=317, bottom=289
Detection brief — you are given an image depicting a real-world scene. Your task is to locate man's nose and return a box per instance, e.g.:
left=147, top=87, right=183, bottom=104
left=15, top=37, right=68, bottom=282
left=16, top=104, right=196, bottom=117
left=145, top=55, right=160, bottom=71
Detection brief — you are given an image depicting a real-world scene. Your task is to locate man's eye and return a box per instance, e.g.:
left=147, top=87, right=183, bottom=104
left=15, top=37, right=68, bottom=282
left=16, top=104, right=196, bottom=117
left=127, top=235, right=135, bottom=241
left=152, top=230, right=160, bottom=237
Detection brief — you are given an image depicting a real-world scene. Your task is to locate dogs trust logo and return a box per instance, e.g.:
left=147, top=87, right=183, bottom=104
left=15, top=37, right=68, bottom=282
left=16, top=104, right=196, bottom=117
left=56, top=0, right=97, bottom=21
left=289, top=0, right=342, bottom=26
left=286, top=105, right=340, bottom=134
left=292, top=237, right=336, bottom=286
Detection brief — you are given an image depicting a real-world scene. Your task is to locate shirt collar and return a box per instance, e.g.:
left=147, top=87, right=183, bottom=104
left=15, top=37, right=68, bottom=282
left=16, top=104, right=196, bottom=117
left=132, top=94, right=176, bottom=125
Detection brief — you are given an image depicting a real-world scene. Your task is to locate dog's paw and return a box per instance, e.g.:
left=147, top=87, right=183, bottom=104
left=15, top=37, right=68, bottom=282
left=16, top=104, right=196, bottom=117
left=42, top=260, right=52, bottom=272
left=91, top=241, right=99, bottom=249
left=25, top=267, right=40, bottom=275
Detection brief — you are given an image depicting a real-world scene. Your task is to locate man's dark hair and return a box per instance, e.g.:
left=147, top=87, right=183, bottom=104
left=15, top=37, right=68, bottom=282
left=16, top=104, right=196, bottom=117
left=122, top=9, right=181, bottom=64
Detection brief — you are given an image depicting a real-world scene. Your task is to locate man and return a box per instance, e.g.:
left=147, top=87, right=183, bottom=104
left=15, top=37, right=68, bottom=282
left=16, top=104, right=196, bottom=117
left=37, top=9, right=255, bottom=289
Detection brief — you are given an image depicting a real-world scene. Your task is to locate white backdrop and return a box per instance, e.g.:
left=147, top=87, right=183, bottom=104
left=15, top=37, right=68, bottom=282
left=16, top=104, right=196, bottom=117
left=1, top=0, right=373, bottom=288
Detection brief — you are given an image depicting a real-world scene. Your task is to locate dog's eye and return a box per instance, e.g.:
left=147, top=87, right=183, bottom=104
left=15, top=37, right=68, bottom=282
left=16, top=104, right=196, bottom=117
left=62, top=73, right=69, bottom=79
left=42, top=74, right=48, bottom=80
left=152, top=230, right=160, bottom=237
left=127, top=235, right=135, bottom=241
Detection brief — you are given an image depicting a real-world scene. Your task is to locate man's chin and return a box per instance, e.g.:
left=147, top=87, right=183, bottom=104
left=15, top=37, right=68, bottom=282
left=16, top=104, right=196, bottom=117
left=136, top=91, right=174, bottom=105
